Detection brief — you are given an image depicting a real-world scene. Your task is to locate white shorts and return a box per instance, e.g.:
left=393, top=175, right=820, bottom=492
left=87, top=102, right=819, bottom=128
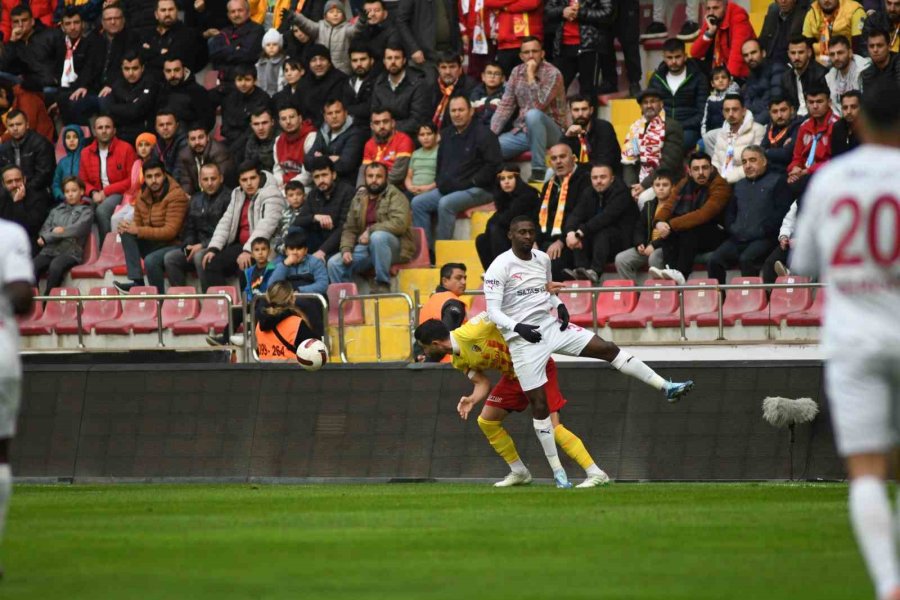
left=509, top=314, right=595, bottom=391
left=0, top=377, right=21, bottom=439
left=827, top=351, right=900, bottom=456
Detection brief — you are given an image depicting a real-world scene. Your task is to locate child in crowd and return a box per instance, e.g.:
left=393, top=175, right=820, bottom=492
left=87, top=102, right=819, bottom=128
left=272, top=181, right=306, bottom=256
left=256, top=29, right=286, bottom=96
left=404, top=123, right=439, bottom=197
left=701, top=66, right=741, bottom=151
left=470, top=62, right=507, bottom=129
left=283, top=0, right=363, bottom=75
left=208, top=237, right=275, bottom=347
left=269, top=230, right=329, bottom=297
left=52, top=125, right=85, bottom=202
left=34, top=177, right=93, bottom=294
left=111, top=132, right=156, bottom=235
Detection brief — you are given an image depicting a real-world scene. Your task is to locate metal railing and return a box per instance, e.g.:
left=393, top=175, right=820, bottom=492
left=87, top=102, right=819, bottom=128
left=337, top=292, right=415, bottom=363
left=26, top=291, right=240, bottom=351
left=247, top=292, right=329, bottom=363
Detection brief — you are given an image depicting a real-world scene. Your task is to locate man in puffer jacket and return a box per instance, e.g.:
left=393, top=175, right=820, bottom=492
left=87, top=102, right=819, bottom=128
left=710, top=94, right=766, bottom=183
left=201, top=161, right=287, bottom=288
left=114, top=159, right=189, bottom=292
left=646, top=38, right=710, bottom=149
left=546, top=0, right=615, bottom=103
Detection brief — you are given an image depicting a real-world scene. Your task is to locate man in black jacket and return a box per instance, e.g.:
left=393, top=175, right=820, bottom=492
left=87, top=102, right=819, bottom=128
left=563, top=163, right=638, bottom=282
left=158, top=57, right=215, bottom=132
left=0, top=109, right=55, bottom=195
left=209, top=63, right=271, bottom=150
left=562, top=95, right=621, bottom=174
left=240, top=108, right=278, bottom=173
left=782, top=36, right=828, bottom=117
left=305, top=98, right=366, bottom=186
left=371, top=44, right=430, bottom=137
left=163, top=162, right=231, bottom=288
left=177, top=124, right=235, bottom=194
left=861, top=29, right=900, bottom=89
left=102, top=51, right=158, bottom=145
left=0, top=164, right=51, bottom=250
left=758, top=0, right=809, bottom=64
left=760, top=97, right=802, bottom=174
left=55, top=8, right=100, bottom=125
left=396, top=0, right=461, bottom=80
left=411, top=96, right=500, bottom=253
left=298, top=44, right=348, bottom=128
left=139, top=0, right=203, bottom=74
left=345, top=42, right=377, bottom=134
left=707, top=145, right=792, bottom=284
left=430, top=52, right=477, bottom=129
left=832, top=90, right=861, bottom=156
left=646, top=38, right=708, bottom=150
left=208, top=0, right=264, bottom=80
left=0, top=6, right=58, bottom=95
left=292, top=156, right=354, bottom=260
left=741, top=39, right=784, bottom=126
left=357, top=0, right=400, bottom=65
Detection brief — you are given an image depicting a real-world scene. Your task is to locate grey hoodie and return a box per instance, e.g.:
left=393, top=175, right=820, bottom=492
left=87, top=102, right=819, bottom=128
left=207, top=171, right=287, bottom=253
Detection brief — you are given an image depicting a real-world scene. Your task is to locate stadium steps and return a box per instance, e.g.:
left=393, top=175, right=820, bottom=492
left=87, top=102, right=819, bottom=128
left=435, top=240, right=484, bottom=283
left=327, top=323, right=411, bottom=363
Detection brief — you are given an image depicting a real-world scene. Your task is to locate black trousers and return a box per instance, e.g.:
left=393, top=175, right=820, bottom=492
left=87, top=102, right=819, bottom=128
left=707, top=238, right=776, bottom=284
left=599, top=0, right=642, bottom=87
left=557, top=46, right=599, bottom=103
left=33, top=253, right=79, bottom=295
left=660, top=223, right=727, bottom=279
left=204, top=242, right=246, bottom=288
left=762, top=245, right=790, bottom=284
left=572, top=229, right=625, bottom=272
left=539, top=239, right=574, bottom=281
left=474, top=222, right=510, bottom=270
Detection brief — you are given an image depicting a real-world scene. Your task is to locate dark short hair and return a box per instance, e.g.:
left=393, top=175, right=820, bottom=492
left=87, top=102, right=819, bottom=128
left=417, top=121, right=438, bottom=135
left=250, top=237, right=270, bottom=248
left=364, top=161, right=388, bottom=175
left=788, top=35, right=813, bottom=48
left=285, top=180, right=305, bottom=193
left=276, top=100, right=301, bottom=118
left=768, top=95, right=794, bottom=109
left=723, top=93, right=744, bottom=106
left=662, top=38, right=686, bottom=53
left=283, top=230, right=308, bottom=249
left=10, top=5, right=32, bottom=18
left=186, top=122, right=209, bottom=134
left=284, top=58, right=304, bottom=71
left=233, top=63, right=256, bottom=79
left=436, top=51, right=462, bottom=66
left=348, top=40, right=373, bottom=57
left=590, top=162, right=616, bottom=173
left=250, top=107, right=274, bottom=120
left=829, top=34, right=851, bottom=49
left=440, top=263, right=466, bottom=280
left=237, top=160, right=260, bottom=177
left=803, top=84, right=830, bottom=99
left=155, top=108, right=178, bottom=121
left=383, top=43, right=406, bottom=57
left=371, top=108, right=394, bottom=120
left=861, top=80, right=900, bottom=130
left=0, top=164, right=23, bottom=179
left=567, top=93, right=593, bottom=106
left=414, top=319, right=450, bottom=345
left=62, top=6, right=82, bottom=20
left=509, top=214, right=534, bottom=231
left=688, top=151, right=712, bottom=165
left=711, top=65, right=731, bottom=80
left=121, top=49, right=143, bottom=66
left=448, top=95, right=472, bottom=108
left=653, top=168, right=676, bottom=183
left=867, top=27, right=891, bottom=43
left=323, top=97, right=345, bottom=111
left=308, top=156, right=335, bottom=173
left=840, top=90, right=863, bottom=104
left=519, top=35, right=542, bottom=47
left=142, top=157, right=166, bottom=174
left=5, top=109, right=26, bottom=123
left=61, top=176, right=85, bottom=190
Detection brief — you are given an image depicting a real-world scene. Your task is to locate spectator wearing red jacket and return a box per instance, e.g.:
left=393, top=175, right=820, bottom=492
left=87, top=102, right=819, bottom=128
left=690, top=0, right=755, bottom=81
left=79, top=115, right=137, bottom=239
left=787, top=85, right=838, bottom=197
left=484, top=0, right=544, bottom=76
left=0, top=0, right=52, bottom=43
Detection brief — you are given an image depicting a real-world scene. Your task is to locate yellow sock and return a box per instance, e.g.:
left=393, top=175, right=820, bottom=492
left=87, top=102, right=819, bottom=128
left=477, top=417, right=521, bottom=465
left=555, top=424, right=596, bottom=471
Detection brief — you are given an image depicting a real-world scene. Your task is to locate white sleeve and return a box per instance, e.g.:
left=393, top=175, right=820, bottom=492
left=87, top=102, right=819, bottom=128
left=484, top=261, right=517, bottom=333
left=789, top=183, right=822, bottom=279
left=0, top=223, right=35, bottom=286
left=780, top=201, right=799, bottom=239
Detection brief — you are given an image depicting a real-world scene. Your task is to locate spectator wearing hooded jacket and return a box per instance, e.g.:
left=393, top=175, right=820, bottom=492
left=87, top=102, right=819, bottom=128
left=52, top=125, right=87, bottom=203
left=297, top=44, right=350, bottom=128
left=647, top=39, right=709, bottom=151
left=786, top=84, right=839, bottom=196
left=284, top=0, right=365, bottom=76
left=273, top=103, right=318, bottom=187
left=690, top=0, right=755, bottom=80
left=741, top=39, right=785, bottom=126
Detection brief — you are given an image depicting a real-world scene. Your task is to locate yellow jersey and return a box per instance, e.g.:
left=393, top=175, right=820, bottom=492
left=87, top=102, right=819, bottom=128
left=450, top=312, right=516, bottom=379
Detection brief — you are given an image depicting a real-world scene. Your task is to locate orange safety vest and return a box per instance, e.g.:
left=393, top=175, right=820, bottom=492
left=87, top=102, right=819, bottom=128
left=419, top=291, right=465, bottom=364
left=255, top=315, right=302, bottom=361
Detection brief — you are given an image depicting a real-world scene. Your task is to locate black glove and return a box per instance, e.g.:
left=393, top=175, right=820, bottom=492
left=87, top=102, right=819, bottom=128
left=280, top=8, right=294, bottom=25
left=514, top=323, right=542, bottom=343
left=557, top=303, right=569, bottom=331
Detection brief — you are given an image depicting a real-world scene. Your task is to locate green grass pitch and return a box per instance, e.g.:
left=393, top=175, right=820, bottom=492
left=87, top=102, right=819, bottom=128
left=5, top=482, right=868, bottom=599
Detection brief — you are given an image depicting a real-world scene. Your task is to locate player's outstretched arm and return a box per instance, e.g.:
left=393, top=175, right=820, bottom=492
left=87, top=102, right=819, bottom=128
left=458, top=371, right=492, bottom=420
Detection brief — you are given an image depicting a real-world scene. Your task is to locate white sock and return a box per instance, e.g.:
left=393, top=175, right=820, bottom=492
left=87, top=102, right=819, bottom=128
left=0, top=464, right=10, bottom=543
left=586, top=463, right=603, bottom=476
left=509, top=459, right=528, bottom=475
left=850, top=476, right=900, bottom=599
left=533, top=417, right=563, bottom=472
left=611, top=350, right=666, bottom=390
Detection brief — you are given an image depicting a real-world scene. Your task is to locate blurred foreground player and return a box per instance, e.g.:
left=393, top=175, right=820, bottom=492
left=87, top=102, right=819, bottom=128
left=0, top=218, right=35, bottom=577
left=415, top=314, right=609, bottom=488
left=791, top=82, right=900, bottom=600
left=483, top=216, right=694, bottom=488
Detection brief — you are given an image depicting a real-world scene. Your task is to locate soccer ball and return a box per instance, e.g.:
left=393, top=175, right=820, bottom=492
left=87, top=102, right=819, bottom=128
left=296, top=338, right=328, bottom=371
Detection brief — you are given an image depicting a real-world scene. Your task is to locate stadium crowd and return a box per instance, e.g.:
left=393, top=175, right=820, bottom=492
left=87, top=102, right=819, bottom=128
left=0, top=0, right=897, bottom=343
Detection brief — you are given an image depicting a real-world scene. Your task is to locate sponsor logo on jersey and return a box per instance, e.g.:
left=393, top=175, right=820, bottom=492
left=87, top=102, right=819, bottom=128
left=510, top=273, right=523, bottom=280
left=484, top=278, right=500, bottom=289
left=516, top=286, right=545, bottom=297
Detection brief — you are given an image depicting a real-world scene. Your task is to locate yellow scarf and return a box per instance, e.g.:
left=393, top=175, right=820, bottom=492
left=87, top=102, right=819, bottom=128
left=538, top=173, right=571, bottom=236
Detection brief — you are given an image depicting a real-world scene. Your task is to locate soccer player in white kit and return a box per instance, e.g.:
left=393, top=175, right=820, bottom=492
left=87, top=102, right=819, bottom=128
left=0, top=218, right=35, bottom=578
left=484, top=215, right=694, bottom=488
left=791, top=82, right=900, bottom=600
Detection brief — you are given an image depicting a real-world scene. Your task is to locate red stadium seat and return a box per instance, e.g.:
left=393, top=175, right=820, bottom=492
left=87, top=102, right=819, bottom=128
left=696, top=277, right=767, bottom=326
left=391, top=227, right=431, bottom=275
left=55, top=286, right=121, bottom=334
left=94, top=286, right=158, bottom=335
left=608, top=280, right=677, bottom=328
left=571, top=279, right=637, bottom=327
left=469, top=290, right=486, bottom=315
left=513, top=152, right=532, bottom=163
left=81, top=227, right=100, bottom=266
left=70, top=233, right=126, bottom=278
left=741, top=276, right=813, bottom=325
left=171, top=286, right=239, bottom=335
left=328, top=283, right=363, bottom=325
left=557, top=280, right=594, bottom=321
left=785, top=288, right=826, bottom=327
left=16, top=287, right=42, bottom=328
left=19, top=288, right=80, bottom=335
left=651, top=278, right=718, bottom=327
left=158, top=286, right=200, bottom=328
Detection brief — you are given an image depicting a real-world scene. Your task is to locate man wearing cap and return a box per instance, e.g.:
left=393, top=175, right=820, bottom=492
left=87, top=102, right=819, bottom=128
left=297, top=43, right=349, bottom=127
left=620, top=88, right=685, bottom=204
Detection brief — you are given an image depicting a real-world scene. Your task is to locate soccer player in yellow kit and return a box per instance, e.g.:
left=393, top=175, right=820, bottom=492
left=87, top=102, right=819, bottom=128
left=414, top=313, right=609, bottom=488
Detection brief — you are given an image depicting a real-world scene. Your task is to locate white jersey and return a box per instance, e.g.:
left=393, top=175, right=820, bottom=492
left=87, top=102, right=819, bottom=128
left=791, top=144, right=900, bottom=355
left=483, top=248, right=562, bottom=340
left=0, top=220, right=34, bottom=380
